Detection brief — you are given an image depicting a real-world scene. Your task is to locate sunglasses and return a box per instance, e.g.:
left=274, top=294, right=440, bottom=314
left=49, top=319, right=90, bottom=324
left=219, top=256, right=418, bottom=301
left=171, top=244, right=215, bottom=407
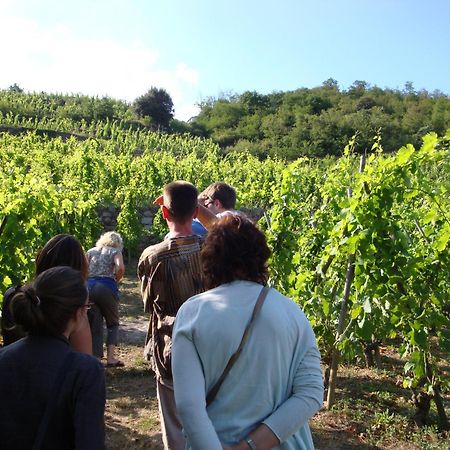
left=204, top=196, right=214, bottom=208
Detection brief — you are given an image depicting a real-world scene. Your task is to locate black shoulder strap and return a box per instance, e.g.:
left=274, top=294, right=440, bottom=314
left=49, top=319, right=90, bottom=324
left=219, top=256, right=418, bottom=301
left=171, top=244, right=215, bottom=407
left=206, top=286, right=270, bottom=407
left=32, top=351, right=76, bottom=450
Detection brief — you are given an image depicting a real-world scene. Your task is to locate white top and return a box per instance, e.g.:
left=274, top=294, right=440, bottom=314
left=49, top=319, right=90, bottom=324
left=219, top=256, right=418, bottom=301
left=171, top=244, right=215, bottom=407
left=87, top=246, right=118, bottom=279
left=172, top=280, right=324, bottom=449
left=216, top=209, right=242, bottom=218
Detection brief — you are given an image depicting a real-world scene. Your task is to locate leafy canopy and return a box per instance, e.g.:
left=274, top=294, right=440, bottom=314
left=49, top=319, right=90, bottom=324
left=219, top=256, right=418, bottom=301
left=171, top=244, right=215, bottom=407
left=133, top=87, right=174, bottom=130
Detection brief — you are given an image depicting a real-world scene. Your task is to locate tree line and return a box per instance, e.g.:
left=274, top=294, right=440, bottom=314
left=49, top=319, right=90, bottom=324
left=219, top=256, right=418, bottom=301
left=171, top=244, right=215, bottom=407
left=190, top=79, right=450, bottom=159
left=0, top=86, right=174, bottom=132
left=2, top=79, right=450, bottom=159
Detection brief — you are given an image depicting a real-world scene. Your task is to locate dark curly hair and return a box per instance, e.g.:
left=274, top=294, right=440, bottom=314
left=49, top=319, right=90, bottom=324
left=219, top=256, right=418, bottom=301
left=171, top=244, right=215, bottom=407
left=201, top=214, right=270, bottom=290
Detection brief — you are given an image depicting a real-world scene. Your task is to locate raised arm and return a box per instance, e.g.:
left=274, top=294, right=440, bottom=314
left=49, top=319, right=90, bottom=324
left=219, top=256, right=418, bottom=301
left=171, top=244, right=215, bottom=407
left=195, top=203, right=218, bottom=230
left=154, top=193, right=218, bottom=230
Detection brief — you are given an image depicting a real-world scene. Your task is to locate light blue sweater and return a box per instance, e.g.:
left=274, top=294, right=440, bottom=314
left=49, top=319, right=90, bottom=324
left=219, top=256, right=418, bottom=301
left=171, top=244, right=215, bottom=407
left=172, top=280, right=324, bottom=450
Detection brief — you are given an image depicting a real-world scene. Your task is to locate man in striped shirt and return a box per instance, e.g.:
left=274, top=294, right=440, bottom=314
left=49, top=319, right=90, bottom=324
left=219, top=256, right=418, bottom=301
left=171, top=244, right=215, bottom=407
left=138, top=181, right=204, bottom=450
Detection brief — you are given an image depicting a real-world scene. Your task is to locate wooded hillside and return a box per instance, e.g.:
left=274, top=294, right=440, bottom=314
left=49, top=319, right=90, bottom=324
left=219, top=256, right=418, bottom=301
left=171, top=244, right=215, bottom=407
left=2, top=80, right=450, bottom=159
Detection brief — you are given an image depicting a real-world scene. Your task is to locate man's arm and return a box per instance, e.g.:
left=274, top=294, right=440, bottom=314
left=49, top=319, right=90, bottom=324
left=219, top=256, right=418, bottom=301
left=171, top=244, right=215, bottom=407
left=196, top=203, right=218, bottom=230
left=137, top=252, right=152, bottom=313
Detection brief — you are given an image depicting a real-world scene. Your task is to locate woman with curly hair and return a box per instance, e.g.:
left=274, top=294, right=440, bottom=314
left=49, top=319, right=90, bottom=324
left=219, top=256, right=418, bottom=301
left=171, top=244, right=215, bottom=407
left=87, top=231, right=125, bottom=367
left=172, top=215, right=323, bottom=450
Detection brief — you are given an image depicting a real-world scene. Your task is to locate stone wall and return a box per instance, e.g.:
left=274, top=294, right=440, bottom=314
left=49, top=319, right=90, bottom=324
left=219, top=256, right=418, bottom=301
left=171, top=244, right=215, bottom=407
left=96, top=205, right=266, bottom=250
left=97, top=206, right=119, bottom=231
left=138, top=207, right=157, bottom=230
left=97, top=206, right=158, bottom=232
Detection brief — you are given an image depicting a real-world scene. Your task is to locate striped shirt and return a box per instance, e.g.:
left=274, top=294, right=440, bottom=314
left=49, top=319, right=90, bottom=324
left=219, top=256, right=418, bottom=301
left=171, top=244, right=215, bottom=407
left=138, top=235, right=204, bottom=381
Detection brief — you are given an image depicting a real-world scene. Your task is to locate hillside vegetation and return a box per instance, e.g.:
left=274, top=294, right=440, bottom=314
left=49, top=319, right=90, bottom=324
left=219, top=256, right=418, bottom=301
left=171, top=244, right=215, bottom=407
left=2, top=80, right=450, bottom=159
left=0, top=85, right=449, bottom=439
left=191, top=80, right=450, bottom=159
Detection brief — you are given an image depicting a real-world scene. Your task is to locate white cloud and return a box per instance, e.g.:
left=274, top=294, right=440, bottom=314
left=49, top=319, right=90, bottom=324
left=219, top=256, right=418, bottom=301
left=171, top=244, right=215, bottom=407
left=0, top=10, right=200, bottom=120
left=176, top=63, right=200, bottom=85
left=176, top=103, right=201, bottom=122
left=0, top=0, right=15, bottom=8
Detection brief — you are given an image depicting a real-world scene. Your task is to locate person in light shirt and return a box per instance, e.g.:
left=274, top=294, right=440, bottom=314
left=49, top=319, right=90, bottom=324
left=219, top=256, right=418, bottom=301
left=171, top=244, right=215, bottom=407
left=172, top=215, right=324, bottom=450
left=86, top=231, right=125, bottom=367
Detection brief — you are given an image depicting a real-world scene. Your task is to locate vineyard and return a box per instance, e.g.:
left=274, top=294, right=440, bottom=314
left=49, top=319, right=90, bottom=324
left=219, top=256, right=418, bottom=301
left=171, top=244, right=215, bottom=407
left=0, top=123, right=281, bottom=289
left=1, top=112, right=449, bottom=442
left=266, top=133, right=450, bottom=426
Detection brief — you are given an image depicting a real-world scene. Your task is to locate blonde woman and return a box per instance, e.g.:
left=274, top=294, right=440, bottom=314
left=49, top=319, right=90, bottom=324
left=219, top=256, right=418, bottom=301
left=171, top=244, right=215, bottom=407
left=87, top=231, right=125, bottom=367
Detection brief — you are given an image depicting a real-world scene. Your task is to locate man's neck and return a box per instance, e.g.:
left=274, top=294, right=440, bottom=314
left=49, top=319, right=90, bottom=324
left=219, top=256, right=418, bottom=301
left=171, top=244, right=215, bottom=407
left=167, top=221, right=194, bottom=238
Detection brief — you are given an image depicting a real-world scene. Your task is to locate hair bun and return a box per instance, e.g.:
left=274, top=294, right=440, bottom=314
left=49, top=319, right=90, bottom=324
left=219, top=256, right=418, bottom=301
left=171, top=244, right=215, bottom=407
left=21, top=286, right=41, bottom=306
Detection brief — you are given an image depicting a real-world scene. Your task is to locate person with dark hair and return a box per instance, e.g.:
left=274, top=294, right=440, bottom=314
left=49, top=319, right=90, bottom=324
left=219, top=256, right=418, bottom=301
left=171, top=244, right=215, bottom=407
left=138, top=180, right=204, bottom=450
left=0, top=266, right=106, bottom=450
left=35, top=233, right=89, bottom=279
left=196, top=182, right=243, bottom=232
left=1, top=233, right=92, bottom=353
left=201, top=182, right=237, bottom=212
left=172, top=215, right=324, bottom=450
left=86, top=231, right=125, bottom=367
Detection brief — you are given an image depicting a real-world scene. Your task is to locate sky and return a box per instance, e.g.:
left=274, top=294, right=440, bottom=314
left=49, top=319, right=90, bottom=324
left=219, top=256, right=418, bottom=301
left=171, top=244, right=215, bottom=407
left=1, top=0, right=449, bottom=120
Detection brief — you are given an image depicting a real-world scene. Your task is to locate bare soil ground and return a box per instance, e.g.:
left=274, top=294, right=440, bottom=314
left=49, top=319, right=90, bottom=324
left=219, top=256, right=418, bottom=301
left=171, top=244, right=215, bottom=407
left=104, top=274, right=449, bottom=450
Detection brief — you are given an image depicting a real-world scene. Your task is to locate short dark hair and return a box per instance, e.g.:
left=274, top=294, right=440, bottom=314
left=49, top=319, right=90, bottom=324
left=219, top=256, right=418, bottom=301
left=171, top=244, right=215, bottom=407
left=163, top=181, right=198, bottom=223
left=202, top=182, right=236, bottom=210
left=201, top=215, right=270, bottom=290
left=11, top=266, right=88, bottom=337
left=35, top=234, right=88, bottom=280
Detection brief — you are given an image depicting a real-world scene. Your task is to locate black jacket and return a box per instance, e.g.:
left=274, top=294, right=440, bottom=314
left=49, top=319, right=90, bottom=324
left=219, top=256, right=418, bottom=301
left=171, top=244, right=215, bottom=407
left=0, top=335, right=106, bottom=450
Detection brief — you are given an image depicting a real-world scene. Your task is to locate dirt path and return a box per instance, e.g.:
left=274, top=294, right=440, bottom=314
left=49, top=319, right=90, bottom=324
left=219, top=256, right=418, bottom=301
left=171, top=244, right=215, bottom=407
left=118, top=318, right=147, bottom=346
left=104, top=273, right=163, bottom=450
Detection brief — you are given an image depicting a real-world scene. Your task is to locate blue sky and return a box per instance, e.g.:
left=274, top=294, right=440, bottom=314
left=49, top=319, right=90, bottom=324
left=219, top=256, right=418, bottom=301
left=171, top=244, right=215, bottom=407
left=1, top=0, right=449, bottom=119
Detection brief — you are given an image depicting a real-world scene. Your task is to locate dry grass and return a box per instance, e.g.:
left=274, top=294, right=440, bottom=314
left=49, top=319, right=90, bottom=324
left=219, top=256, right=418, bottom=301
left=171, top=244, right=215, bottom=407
left=104, top=344, right=163, bottom=449
left=105, top=273, right=449, bottom=450
left=103, top=270, right=164, bottom=450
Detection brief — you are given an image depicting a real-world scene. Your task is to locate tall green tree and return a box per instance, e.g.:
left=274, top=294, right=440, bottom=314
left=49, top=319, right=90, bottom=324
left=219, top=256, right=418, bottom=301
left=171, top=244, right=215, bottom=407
left=133, top=87, right=174, bottom=130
